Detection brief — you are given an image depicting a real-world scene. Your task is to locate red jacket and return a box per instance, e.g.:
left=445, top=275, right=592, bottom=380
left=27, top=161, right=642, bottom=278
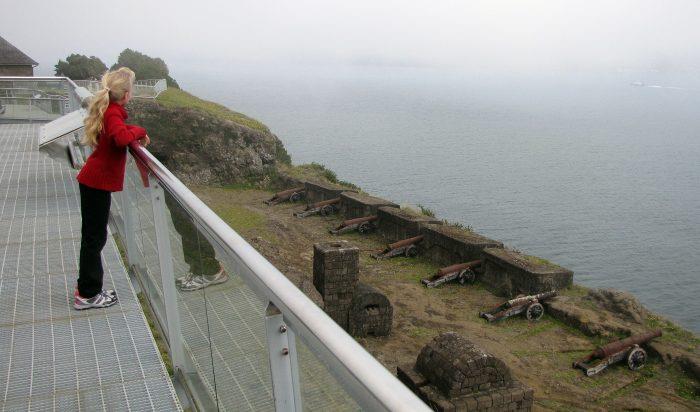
left=77, top=102, right=146, bottom=192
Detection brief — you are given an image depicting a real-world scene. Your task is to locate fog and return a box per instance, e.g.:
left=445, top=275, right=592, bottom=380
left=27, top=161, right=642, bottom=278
left=2, top=0, right=700, bottom=75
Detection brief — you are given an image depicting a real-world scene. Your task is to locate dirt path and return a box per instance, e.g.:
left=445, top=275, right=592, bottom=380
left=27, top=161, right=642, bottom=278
left=194, top=186, right=699, bottom=411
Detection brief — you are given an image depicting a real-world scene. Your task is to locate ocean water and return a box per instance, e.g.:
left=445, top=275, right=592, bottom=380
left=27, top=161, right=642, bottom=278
left=177, top=64, right=700, bottom=333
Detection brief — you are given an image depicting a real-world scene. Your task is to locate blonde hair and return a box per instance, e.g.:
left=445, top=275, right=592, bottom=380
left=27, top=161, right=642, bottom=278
left=82, top=67, right=136, bottom=146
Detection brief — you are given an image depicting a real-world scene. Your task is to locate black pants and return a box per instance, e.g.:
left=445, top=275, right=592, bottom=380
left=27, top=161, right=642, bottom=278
left=78, top=183, right=111, bottom=298
left=164, top=191, right=219, bottom=276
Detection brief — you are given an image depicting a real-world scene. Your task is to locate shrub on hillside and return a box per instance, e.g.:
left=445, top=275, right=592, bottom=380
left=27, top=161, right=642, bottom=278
left=54, top=54, right=108, bottom=79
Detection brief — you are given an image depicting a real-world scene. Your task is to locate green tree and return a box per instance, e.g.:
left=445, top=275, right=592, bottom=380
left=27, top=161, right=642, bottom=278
left=111, top=49, right=179, bottom=88
left=54, top=54, right=108, bottom=79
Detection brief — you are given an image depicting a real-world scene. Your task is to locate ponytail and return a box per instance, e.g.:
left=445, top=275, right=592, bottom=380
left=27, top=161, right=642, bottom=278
left=82, top=67, right=136, bottom=146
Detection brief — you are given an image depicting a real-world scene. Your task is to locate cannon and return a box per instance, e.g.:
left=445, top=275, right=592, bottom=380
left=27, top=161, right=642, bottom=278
left=264, top=186, right=305, bottom=205
left=294, top=197, right=341, bottom=218
left=573, top=330, right=662, bottom=376
left=421, top=260, right=481, bottom=288
left=330, top=215, right=378, bottom=235
left=479, top=290, right=557, bottom=322
left=371, top=235, right=424, bottom=259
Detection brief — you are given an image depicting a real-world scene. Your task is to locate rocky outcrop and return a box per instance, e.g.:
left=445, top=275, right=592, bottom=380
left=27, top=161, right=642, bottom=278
left=127, top=99, right=289, bottom=186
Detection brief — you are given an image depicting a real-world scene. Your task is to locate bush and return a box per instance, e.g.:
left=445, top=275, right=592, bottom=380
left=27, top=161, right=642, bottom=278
left=54, top=54, right=107, bottom=79
left=111, top=49, right=179, bottom=88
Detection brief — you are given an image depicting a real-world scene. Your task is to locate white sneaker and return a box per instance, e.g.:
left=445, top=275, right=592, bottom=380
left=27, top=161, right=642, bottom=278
left=180, top=269, right=229, bottom=292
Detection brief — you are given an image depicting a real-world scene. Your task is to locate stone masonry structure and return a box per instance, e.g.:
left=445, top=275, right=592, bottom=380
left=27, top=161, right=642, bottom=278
left=377, top=206, right=442, bottom=243
left=348, top=282, right=393, bottom=337
left=398, top=332, right=533, bottom=411
left=481, top=248, right=573, bottom=297
left=340, top=191, right=399, bottom=219
left=313, top=241, right=359, bottom=330
left=304, top=181, right=353, bottom=204
left=421, top=223, right=503, bottom=267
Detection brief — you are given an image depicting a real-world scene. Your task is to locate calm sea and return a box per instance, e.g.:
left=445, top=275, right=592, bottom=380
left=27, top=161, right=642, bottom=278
left=177, top=64, right=700, bottom=333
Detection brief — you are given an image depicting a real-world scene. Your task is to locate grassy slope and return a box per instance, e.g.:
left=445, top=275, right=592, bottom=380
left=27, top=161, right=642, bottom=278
left=156, top=88, right=270, bottom=133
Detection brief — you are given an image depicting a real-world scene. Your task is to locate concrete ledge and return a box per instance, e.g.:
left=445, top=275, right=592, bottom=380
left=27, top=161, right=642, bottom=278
left=420, top=223, right=503, bottom=267
left=304, top=180, right=355, bottom=204
left=340, top=191, right=398, bottom=219
left=481, top=248, right=573, bottom=297
left=377, top=206, right=442, bottom=243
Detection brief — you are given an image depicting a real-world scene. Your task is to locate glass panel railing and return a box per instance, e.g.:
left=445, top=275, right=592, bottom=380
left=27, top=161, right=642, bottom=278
left=160, top=189, right=219, bottom=409
left=0, top=78, right=83, bottom=122
left=294, top=336, right=359, bottom=411
left=194, top=221, right=276, bottom=411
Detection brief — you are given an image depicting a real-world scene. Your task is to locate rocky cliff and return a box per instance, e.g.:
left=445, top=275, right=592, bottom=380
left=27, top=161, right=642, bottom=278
left=127, top=97, right=290, bottom=187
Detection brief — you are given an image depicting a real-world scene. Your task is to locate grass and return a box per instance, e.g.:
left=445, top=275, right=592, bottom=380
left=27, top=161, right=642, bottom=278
left=407, top=325, right=436, bottom=339
left=137, top=292, right=174, bottom=376
left=644, top=314, right=700, bottom=348
left=441, top=220, right=473, bottom=232
left=595, top=365, right=656, bottom=403
left=668, top=363, right=700, bottom=401
left=278, top=162, right=361, bottom=190
left=156, top=88, right=270, bottom=133
left=211, top=204, right=265, bottom=232
left=417, top=204, right=435, bottom=217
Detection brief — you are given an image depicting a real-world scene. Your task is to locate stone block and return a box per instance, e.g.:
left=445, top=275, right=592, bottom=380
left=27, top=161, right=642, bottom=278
left=348, top=282, right=393, bottom=337
left=340, top=191, right=399, bottom=220
left=313, top=240, right=360, bottom=330
left=376, top=206, right=442, bottom=243
left=415, top=332, right=512, bottom=398
left=421, top=223, right=503, bottom=268
left=481, top=248, right=573, bottom=297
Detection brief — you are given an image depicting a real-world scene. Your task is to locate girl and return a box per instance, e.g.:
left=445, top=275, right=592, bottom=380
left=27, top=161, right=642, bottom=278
left=74, top=67, right=150, bottom=310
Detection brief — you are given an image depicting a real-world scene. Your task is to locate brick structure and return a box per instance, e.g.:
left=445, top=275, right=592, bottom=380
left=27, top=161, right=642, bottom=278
left=421, top=224, right=503, bottom=267
left=304, top=181, right=354, bottom=204
left=313, top=241, right=359, bottom=330
left=377, top=206, right=442, bottom=243
left=340, top=191, right=399, bottom=219
left=397, top=332, right=533, bottom=411
left=481, top=248, right=573, bottom=297
left=348, top=282, right=393, bottom=337
left=0, top=36, right=37, bottom=76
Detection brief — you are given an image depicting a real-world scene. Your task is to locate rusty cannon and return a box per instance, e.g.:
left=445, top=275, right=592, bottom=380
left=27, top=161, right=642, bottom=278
left=264, top=186, right=305, bottom=205
left=421, top=260, right=481, bottom=288
left=330, top=215, right=379, bottom=235
left=573, top=330, right=662, bottom=376
left=294, top=197, right=341, bottom=218
left=371, top=235, right=424, bottom=259
left=479, top=290, right=557, bottom=322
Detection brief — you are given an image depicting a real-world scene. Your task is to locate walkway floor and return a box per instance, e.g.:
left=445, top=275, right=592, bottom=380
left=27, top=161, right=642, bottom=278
left=0, top=123, right=181, bottom=411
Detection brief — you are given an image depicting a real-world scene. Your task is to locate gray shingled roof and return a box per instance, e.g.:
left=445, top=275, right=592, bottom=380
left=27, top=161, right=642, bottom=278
left=0, top=35, right=38, bottom=66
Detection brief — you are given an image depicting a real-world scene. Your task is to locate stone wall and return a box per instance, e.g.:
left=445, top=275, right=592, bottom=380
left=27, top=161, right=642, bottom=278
left=304, top=181, right=352, bottom=204
left=398, top=332, right=533, bottom=411
left=377, top=206, right=442, bottom=243
left=420, top=224, right=503, bottom=267
left=481, top=248, right=573, bottom=297
left=313, top=241, right=359, bottom=330
left=340, top=191, right=399, bottom=219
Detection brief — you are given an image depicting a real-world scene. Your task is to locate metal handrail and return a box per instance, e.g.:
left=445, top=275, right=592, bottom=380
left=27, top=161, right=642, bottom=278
left=127, top=142, right=429, bottom=411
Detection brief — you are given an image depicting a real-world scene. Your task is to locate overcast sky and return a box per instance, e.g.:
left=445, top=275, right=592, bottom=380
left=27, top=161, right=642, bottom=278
left=2, top=0, right=699, bottom=76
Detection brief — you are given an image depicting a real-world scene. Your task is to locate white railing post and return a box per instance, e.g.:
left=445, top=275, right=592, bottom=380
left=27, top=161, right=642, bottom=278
left=265, top=303, right=302, bottom=412
left=149, top=175, right=187, bottom=373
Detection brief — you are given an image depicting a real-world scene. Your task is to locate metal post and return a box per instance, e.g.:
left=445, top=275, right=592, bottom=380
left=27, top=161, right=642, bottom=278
left=265, top=303, right=302, bottom=412
left=150, top=176, right=187, bottom=372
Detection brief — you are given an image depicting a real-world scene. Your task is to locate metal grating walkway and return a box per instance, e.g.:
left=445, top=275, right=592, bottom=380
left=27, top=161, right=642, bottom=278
left=0, top=123, right=181, bottom=411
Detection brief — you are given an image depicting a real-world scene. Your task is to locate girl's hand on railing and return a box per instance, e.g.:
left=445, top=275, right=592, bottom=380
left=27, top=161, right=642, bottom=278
left=139, top=134, right=151, bottom=147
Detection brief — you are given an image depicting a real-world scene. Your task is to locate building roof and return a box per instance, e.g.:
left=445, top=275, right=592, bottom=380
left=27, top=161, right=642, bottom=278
left=0, top=35, right=38, bottom=66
